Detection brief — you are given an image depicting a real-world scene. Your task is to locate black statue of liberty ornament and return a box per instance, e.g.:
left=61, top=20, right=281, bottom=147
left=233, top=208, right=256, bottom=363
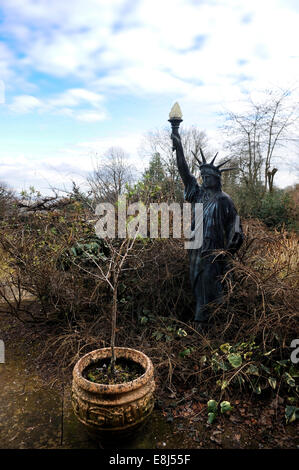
left=169, top=102, right=244, bottom=327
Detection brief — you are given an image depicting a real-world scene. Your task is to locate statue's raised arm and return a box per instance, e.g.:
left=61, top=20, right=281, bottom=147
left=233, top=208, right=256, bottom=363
left=168, top=102, right=194, bottom=188
left=171, top=131, right=194, bottom=188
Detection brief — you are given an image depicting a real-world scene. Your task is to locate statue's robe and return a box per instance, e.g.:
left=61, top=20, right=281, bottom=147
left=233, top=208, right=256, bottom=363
left=184, top=175, right=243, bottom=322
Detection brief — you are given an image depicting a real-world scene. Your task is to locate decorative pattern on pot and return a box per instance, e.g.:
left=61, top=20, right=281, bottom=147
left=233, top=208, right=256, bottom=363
left=72, top=347, right=155, bottom=437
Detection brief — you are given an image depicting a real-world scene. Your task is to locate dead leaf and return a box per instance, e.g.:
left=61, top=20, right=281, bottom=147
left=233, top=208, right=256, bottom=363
left=210, top=435, right=222, bottom=445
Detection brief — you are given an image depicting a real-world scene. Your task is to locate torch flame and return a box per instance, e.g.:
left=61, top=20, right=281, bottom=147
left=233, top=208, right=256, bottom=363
left=169, top=102, right=183, bottom=119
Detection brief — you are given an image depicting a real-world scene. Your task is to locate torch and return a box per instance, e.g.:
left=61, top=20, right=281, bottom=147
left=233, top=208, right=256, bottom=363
left=168, top=102, right=183, bottom=151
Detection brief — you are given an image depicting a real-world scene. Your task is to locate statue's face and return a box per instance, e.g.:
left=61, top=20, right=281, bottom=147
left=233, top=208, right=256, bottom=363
left=202, top=174, right=219, bottom=189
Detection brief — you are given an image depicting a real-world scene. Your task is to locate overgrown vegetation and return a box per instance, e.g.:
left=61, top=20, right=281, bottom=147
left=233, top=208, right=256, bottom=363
left=0, top=87, right=298, bottom=425
left=0, top=192, right=298, bottom=419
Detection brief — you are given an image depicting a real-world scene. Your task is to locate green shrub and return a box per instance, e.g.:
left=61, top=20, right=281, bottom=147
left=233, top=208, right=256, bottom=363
left=255, top=190, right=295, bottom=230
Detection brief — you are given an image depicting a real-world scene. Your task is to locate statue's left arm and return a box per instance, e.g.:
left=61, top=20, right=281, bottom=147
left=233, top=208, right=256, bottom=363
left=221, top=198, right=244, bottom=254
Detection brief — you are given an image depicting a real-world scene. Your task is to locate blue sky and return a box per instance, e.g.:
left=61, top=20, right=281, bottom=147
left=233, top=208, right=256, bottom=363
left=0, top=0, right=298, bottom=194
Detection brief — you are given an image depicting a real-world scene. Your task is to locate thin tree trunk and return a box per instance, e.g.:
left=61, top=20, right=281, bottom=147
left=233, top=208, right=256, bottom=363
left=110, top=277, right=118, bottom=373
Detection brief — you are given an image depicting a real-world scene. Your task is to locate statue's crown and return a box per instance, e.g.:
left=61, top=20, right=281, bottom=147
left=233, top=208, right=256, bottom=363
left=193, top=148, right=237, bottom=177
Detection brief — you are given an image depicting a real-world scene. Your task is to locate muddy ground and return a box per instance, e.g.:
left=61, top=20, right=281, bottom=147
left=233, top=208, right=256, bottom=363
left=0, top=311, right=298, bottom=450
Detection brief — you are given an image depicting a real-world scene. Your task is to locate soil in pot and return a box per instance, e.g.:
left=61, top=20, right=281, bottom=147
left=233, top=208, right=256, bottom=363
left=83, top=357, right=145, bottom=385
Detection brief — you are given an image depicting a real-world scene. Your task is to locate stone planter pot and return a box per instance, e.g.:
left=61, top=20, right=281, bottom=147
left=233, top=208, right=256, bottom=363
left=71, top=347, right=155, bottom=438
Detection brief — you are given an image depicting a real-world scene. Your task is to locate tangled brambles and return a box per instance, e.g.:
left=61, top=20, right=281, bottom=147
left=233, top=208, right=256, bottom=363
left=0, top=207, right=298, bottom=404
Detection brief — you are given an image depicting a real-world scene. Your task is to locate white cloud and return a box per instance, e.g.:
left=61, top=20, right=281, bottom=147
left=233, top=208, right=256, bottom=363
left=0, top=131, right=145, bottom=194
left=77, top=132, right=145, bottom=169
left=0, top=0, right=299, bottom=191
left=2, top=127, right=297, bottom=196
left=9, top=94, right=43, bottom=112
left=8, top=88, right=107, bottom=120
left=1, top=0, right=299, bottom=103
left=75, top=111, right=106, bottom=122
left=0, top=79, right=5, bottom=104
left=48, top=88, right=103, bottom=108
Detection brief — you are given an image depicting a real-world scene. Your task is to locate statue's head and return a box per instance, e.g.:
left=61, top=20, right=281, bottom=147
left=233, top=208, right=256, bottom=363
left=200, top=162, right=221, bottom=190
left=193, top=149, right=237, bottom=191
left=201, top=172, right=220, bottom=190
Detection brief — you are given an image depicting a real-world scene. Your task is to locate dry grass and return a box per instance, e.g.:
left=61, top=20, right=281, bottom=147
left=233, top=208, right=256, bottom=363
left=29, top=219, right=298, bottom=401
left=1, top=212, right=298, bottom=400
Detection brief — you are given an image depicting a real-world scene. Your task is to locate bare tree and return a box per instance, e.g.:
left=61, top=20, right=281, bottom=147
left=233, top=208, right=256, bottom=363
left=71, top=229, right=140, bottom=374
left=97, top=235, right=138, bottom=373
left=0, top=181, right=16, bottom=218
left=222, top=88, right=298, bottom=192
left=139, top=125, right=211, bottom=200
left=180, top=126, right=211, bottom=175
left=88, top=147, right=136, bottom=203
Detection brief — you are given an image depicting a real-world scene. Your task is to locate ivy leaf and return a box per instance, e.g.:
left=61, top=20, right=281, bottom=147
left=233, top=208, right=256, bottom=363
left=253, top=384, right=261, bottom=394
left=207, top=412, right=216, bottom=424
left=220, top=343, right=231, bottom=354
left=285, top=405, right=299, bottom=424
left=268, top=377, right=277, bottom=389
left=287, top=397, right=297, bottom=404
left=289, top=366, right=299, bottom=378
left=227, top=353, right=242, bottom=368
left=152, top=331, right=163, bottom=340
left=264, top=348, right=276, bottom=356
left=283, top=372, right=296, bottom=388
left=221, top=380, right=229, bottom=390
left=177, top=328, right=188, bottom=337
left=179, top=348, right=192, bottom=358
left=244, top=351, right=253, bottom=360
left=213, top=357, right=230, bottom=371
left=260, top=364, right=271, bottom=375
left=207, top=400, right=218, bottom=413
left=70, top=246, right=77, bottom=256
left=246, top=364, right=259, bottom=376
left=276, top=360, right=289, bottom=367
left=220, top=401, right=233, bottom=414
